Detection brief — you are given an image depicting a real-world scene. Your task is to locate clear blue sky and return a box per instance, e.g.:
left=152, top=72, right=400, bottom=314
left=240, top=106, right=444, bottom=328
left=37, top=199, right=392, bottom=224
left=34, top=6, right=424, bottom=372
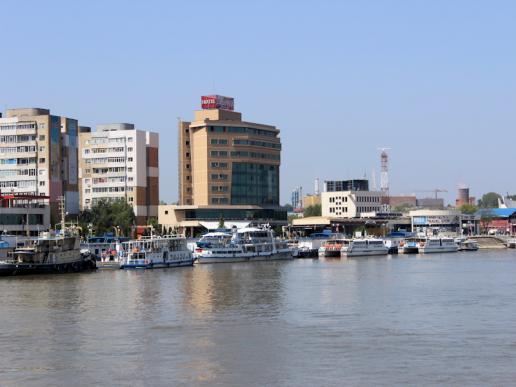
left=2, top=0, right=515, bottom=205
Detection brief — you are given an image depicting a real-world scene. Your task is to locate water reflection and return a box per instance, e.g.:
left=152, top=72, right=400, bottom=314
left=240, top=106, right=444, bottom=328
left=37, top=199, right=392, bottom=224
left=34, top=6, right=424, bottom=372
left=2, top=251, right=516, bottom=385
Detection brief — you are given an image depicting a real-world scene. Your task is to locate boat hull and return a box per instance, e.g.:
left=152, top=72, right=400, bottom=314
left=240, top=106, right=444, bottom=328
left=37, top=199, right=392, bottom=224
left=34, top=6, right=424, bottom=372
left=0, top=258, right=96, bottom=276
left=344, top=250, right=389, bottom=257
left=120, top=259, right=194, bottom=269
left=196, top=251, right=293, bottom=264
left=419, top=246, right=458, bottom=254
left=324, top=249, right=341, bottom=258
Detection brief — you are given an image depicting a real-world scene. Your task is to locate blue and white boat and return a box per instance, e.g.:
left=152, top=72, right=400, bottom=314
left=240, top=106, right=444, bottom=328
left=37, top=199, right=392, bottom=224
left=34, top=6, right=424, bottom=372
left=119, top=235, right=193, bottom=269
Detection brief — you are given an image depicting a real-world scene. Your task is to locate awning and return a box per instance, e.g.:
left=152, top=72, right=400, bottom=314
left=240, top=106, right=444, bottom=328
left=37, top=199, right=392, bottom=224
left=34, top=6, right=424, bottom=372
left=199, top=221, right=251, bottom=230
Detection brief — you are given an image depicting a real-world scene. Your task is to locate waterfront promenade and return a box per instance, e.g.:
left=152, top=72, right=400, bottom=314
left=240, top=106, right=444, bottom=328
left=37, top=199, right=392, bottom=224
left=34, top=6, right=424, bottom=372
left=2, top=250, right=516, bottom=386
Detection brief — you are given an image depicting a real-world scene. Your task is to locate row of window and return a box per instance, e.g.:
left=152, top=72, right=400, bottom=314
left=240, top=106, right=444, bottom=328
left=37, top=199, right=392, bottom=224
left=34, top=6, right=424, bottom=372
left=211, top=197, right=229, bottom=204
left=211, top=174, right=228, bottom=180
left=0, top=135, right=37, bottom=143
left=210, top=162, right=228, bottom=169
left=209, top=138, right=281, bottom=149
left=233, top=139, right=281, bottom=149
left=0, top=180, right=37, bottom=188
left=88, top=186, right=133, bottom=193
left=86, top=137, right=133, bottom=146
left=0, top=169, right=37, bottom=178
left=90, top=167, right=127, bottom=174
left=0, top=146, right=37, bottom=154
left=210, top=150, right=280, bottom=160
left=0, top=123, right=36, bottom=131
left=356, top=196, right=380, bottom=202
left=209, top=126, right=277, bottom=137
left=210, top=139, right=228, bottom=145
left=85, top=157, right=132, bottom=164
left=84, top=146, right=133, bottom=154
left=211, top=185, right=229, bottom=192
left=0, top=158, right=38, bottom=165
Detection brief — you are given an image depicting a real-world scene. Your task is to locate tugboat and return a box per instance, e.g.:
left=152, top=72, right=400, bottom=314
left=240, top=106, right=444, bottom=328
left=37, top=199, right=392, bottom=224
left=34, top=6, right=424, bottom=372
left=0, top=197, right=96, bottom=276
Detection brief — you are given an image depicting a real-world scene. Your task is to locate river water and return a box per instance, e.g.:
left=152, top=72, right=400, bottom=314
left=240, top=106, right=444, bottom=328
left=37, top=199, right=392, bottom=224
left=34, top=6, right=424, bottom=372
left=2, top=250, right=516, bottom=386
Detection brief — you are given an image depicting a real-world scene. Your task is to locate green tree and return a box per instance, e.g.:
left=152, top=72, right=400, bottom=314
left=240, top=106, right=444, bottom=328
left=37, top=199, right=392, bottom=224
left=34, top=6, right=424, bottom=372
left=218, top=214, right=225, bottom=229
left=459, top=204, right=478, bottom=214
left=478, top=192, right=501, bottom=208
left=148, top=217, right=160, bottom=234
left=303, top=204, right=322, bottom=217
left=80, top=199, right=136, bottom=237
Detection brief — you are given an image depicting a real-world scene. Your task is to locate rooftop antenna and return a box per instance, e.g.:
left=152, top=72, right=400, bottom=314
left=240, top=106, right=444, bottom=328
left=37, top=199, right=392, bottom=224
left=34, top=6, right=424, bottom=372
left=378, top=147, right=391, bottom=197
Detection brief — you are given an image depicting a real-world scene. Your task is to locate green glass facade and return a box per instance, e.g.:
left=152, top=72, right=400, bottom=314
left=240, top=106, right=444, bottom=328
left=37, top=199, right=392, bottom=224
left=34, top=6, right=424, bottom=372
left=231, top=162, right=279, bottom=205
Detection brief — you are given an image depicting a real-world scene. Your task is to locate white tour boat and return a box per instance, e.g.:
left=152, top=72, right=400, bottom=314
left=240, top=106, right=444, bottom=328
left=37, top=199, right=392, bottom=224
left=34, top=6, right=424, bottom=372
left=119, top=235, right=194, bottom=269
left=419, top=237, right=458, bottom=254
left=340, top=238, right=389, bottom=257
left=195, top=227, right=295, bottom=264
left=458, top=239, right=479, bottom=251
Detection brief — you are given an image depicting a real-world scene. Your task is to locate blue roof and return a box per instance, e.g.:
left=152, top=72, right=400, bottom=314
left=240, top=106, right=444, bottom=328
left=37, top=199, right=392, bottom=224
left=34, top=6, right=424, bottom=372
left=476, top=208, right=516, bottom=218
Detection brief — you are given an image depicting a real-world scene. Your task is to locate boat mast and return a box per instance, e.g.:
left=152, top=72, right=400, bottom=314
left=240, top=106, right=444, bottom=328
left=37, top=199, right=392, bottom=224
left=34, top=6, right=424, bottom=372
left=58, top=196, right=66, bottom=236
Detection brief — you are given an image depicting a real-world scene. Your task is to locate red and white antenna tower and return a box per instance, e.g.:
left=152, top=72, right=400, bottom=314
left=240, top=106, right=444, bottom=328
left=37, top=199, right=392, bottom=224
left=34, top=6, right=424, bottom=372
left=378, top=147, right=391, bottom=197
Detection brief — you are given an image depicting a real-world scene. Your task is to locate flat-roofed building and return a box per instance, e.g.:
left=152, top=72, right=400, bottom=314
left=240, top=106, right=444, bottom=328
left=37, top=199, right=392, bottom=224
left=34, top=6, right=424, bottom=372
left=321, top=190, right=382, bottom=218
left=172, top=96, right=285, bottom=235
left=78, top=123, right=159, bottom=225
left=0, top=108, right=79, bottom=217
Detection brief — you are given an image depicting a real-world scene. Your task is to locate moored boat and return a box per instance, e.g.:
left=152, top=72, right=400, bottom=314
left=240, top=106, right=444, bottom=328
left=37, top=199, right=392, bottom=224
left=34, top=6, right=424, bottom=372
left=322, top=238, right=350, bottom=257
left=196, top=227, right=295, bottom=264
left=506, top=238, right=516, bottom=249
left=119, top=235, right=193, bottom=269
left=0, top=231, right=95, bottom=276
left=458, top=239, right=479, bottom=251
left=419, top=237, right=458, bottom=254
left=297, top=233, right=329, bottom=258
left=400, top=237, right=423, bottom=254
left=341, top=238, right=389, bottom=257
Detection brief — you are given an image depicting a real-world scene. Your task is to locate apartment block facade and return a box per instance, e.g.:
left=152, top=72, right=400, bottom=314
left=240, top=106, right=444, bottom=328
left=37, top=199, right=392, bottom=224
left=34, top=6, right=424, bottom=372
left=0, top=108, right=79, bottom=217
left=78, top=123, right=159, bottom=225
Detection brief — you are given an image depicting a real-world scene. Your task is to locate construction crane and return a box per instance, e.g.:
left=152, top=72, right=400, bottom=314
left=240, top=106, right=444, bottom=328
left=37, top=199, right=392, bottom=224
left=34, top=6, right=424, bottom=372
left=414, top=189, right=448, bottom=199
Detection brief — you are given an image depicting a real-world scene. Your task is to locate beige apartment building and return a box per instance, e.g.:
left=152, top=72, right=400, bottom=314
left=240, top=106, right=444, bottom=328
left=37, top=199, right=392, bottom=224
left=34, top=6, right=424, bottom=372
left=78, top=123, right=159, bottom=225
left=0, top=108, right=79, bottom=218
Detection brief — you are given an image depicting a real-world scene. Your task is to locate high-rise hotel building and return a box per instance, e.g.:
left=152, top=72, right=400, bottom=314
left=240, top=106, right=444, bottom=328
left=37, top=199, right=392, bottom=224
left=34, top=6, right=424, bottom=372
left=0, top=108, right=79, bottom=216
left=160, top=96, right=285, bottom=236
left=78, top=123, right=159, bottom=225
left=179, top=95, right=281, bottom=206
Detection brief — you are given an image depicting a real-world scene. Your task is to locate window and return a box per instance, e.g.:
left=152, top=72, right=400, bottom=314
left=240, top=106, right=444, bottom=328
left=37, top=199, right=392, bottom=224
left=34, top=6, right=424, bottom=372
left=128, top=167, right=133, bottom=172
left=39, top=158, right=45, bottom=163
left=127, top=137, right=133, bottom=142
left=128, top=157, right=133, bottom=162
left=165, top=210, right=169, bottom=215
left=127, top=147, right=133, bottom=152
left=39, top=181, right=45, bottom=186
left=39, top=135, right=45, bottom=141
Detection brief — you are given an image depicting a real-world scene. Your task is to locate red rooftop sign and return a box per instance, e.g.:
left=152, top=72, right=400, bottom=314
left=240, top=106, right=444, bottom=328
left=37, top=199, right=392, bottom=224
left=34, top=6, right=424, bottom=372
left=201, top=95, right=234, bottom=111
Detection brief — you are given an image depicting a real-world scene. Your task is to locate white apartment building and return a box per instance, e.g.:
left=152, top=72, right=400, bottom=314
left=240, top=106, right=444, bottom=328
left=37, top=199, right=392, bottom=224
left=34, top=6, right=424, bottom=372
left=321, top=190, right=382, bottom=218
left=78, top=123, right=159, bottom=225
